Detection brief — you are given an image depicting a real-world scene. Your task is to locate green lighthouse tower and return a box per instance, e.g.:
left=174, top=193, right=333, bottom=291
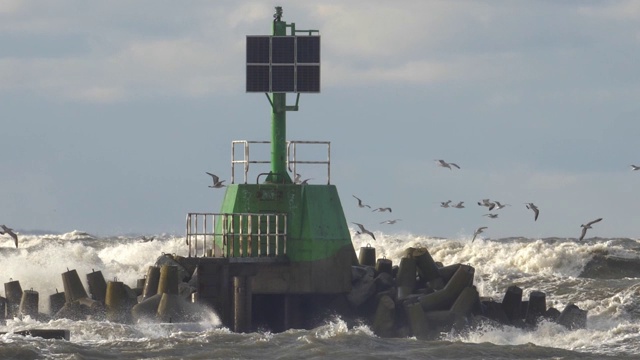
left=183, top=6, right=356, bottom=332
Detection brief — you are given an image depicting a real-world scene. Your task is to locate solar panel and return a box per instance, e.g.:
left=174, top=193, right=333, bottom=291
left=272, top=65, right=295, bottom=92
left=246, top=36, right=270, bottom=64
left=246, top=65, right=270, bottom=92
left=246, top=35, right=320, bottom=93
left=296, top=65, right=320, bottom=92
left=271, top=37, right=295, bottom=64
left=296, top=36, right=320, bottom=64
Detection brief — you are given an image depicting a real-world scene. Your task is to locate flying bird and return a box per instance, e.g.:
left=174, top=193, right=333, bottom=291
left=525, top=203, right=540, bottom=221
left=353, top=195, right=371, bottom=208
left=352, top=222, right=376, bottom=241
left=494, top=201, right=511, bottom=210
left=579, top=218, right=603, bottom=241
left=631, top=165, right=640, bottom=171
left=452, top=201, right=465, bottom=209
left=206, top=172, right=226, bottom=188
left=472, top=227, right=487, bottom=243
left=440, top=200, right=452, bottom=208
left=478, top=199, right=496, bottom=211
left=372, top=207, right=392, bottom=213
left=380, top=219, right=401, bottom=225
left=435, top=159, right=460, bottom=170
left=0, top=225, right=18, bottom=248
left=483, top=214, right=498, bottom=219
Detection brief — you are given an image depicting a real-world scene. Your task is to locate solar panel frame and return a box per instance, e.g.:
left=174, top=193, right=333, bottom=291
left=246, top=35, right=320, bottom=93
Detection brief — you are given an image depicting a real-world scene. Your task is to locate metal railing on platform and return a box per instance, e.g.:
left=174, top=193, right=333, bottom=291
left=287, top=140, right=331, bottom=185
left=185, top=212, right=287, bottom=259
left=231, top=140, right=331, bottom=184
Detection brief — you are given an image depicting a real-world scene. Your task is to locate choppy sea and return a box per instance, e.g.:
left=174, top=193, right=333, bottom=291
left=1, top=229, right=640, bottom=359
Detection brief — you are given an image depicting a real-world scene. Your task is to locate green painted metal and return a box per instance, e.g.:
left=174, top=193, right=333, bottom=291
left=217, top=184, right=351, bottom=262
left=267, top=93, right=289, bottom=184
left=266, top=16, right=291, bottom=184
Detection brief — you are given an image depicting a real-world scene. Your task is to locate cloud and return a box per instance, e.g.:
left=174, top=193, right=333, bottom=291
left=108, top=38, right=236, bottom=96
left=578, top=1, right=640, bottom=20
left=0, top=36, right=240, bottom=102
left=1, top=1, right=639, bottom=102
left=524, top=172, right=580, bottom=191
left=309, top=2, right=494, bottom=59
left=0, top=3, right=262, bottom=102
left=0, top=0, right=22, bottom=15
left=0, top=1, right=79, bottom=33
left=74, top=86, right=126, bottom=103
left=305, top=1, right=598, bottom=88
left=324, top=60, right=451, bottom=87
left=226, top=2, right=272, bottom=29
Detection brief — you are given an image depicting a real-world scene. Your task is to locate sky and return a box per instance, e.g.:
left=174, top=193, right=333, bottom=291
left=1, top=1, right=639, bottom=240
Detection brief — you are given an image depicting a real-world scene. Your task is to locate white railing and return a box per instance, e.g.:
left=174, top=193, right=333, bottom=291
left=231, top=140, right=331, bottom=184
left=287, top=141, right=331, bottom=185
left=186, top=212, right=287, bottom=258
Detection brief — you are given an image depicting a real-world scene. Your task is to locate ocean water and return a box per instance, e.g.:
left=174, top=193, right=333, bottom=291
left=1, top=230, right=640, bottom=359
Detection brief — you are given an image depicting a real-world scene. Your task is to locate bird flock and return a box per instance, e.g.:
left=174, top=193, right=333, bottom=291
left=207, top=161, right=640, bottom=243
left=4, top=161, right=632, bottom=249
left=346, top=159, right=628, bottom=244
left=351, top=195, right=400, bottom=242
left=432, top=159, right=610, bottom=243
left=201, top=158, right=631, bottom=243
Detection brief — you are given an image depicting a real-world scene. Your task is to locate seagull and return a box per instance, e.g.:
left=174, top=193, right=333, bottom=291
left=494, top=201, right=511, bottom=210
left=472, top=226, right=487, bottom=243
left=380, top=219, right=401, bottom=225
left=372, top=207, right=392, bottom=213
left=440, top=200, right=452, bottom=208
left=0, top=225, right=18, bottom=248
left=353, top=195, right=371, bottom=208
left=206, top=172, right=226, bottom=188
left=483, top=214, right=499, bottom=219
left=435, top=159, right=460, bottom=170
left=631, top=165, right=640, bottom=171
left=293, top=174, right=312, bottom=184
left=525, top=203, right=540, bottom=221
left=478, top=199, right=496, bottom=211
left=452, top=201, right=465, bottom=209
left=579, top=218, right=603, bottom=241
left=352, top=222, right=376, bottom=241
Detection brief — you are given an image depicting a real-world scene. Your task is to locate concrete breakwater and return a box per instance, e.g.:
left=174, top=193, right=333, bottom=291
left=347, top=246, right=587, bottom=339
left=0, top=254, right=209, bottom=328
left=1, top=248, right=586, bottom=338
